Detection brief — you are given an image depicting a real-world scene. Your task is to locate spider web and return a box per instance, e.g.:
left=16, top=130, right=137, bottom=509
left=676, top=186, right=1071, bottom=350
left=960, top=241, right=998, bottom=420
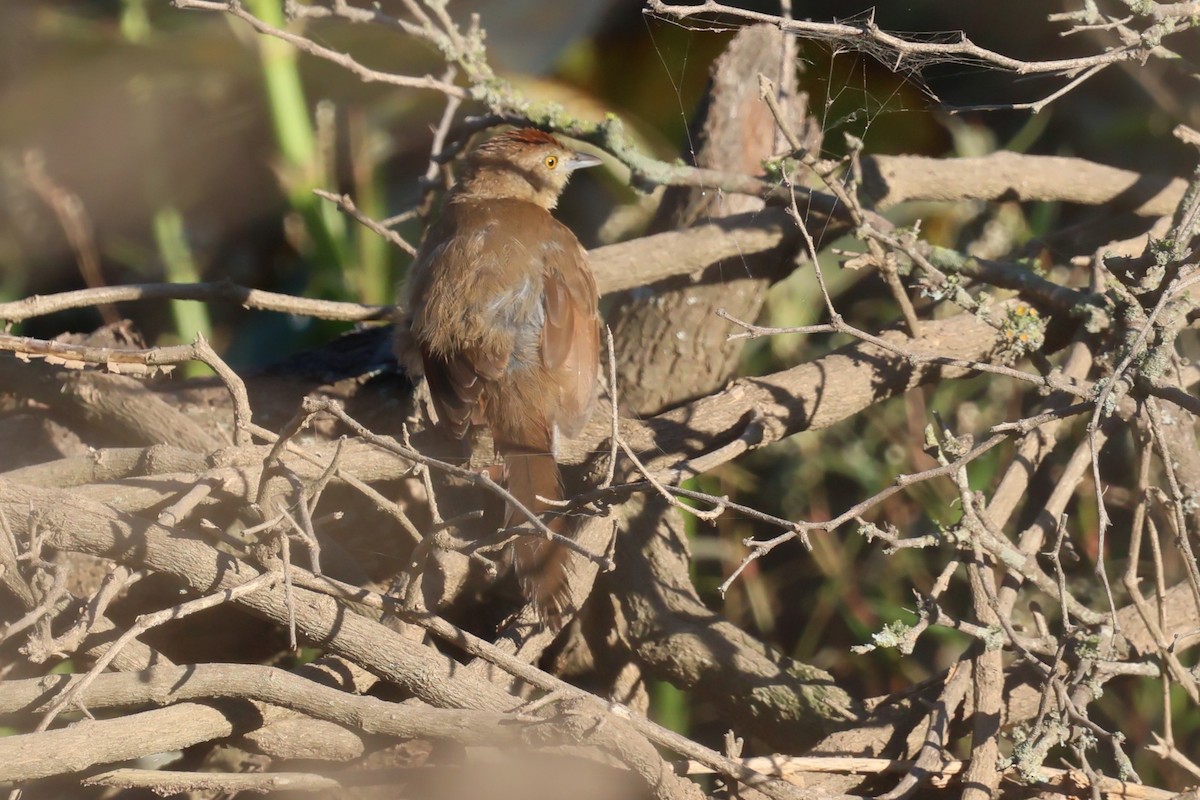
left=624, top=11, right=942, bottom=518
left=643, top=5, right=1038, bottom=105
left=640, top=9, right=922, bottom=267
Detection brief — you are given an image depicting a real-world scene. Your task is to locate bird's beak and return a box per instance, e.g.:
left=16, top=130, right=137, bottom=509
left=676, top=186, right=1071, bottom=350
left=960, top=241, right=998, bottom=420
left=564, top=152, right=603, bottom=171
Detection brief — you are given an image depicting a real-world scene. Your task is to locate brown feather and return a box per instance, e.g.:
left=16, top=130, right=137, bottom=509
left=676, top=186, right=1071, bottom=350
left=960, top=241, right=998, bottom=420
left=420, top=352, right=477, bottom=438
left=503, top=445, right=571, bottom=621
left=544, top=256, right=600, bottom=437
left=397, top=128, right=601, bottom=624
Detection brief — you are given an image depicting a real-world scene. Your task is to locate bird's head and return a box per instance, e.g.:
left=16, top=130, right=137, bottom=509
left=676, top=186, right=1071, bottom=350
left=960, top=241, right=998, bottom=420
left=453, top=128, right=602, bottom=209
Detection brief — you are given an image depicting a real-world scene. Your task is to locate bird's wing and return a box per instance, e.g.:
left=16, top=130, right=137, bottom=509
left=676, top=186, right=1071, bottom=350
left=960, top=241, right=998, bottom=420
left=414, top=202, right=550, bottom=439
left=421, top=349, right=487, bottom=439
left=410, top=202, right=597, bottom=441
left=409, top=206, right=514, bottom=439
left=540, top=226, right=600, bottom=438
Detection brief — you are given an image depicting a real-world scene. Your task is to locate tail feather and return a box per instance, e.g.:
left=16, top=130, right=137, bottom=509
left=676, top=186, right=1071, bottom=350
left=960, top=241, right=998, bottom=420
left=503, top=447, right=571, bottom=623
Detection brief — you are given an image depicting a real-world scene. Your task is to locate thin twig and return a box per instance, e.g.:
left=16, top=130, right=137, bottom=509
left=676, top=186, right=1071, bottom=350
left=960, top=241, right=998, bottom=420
left=293, top=571, right=814, bottom=800
left=310, top=398, right=615, bottom=572
left=601, top=325, right=620, bottom=489
left=0, top=280, right=388, bottom=326
left=33, top=571, right=279, bottom=733
left=314, top=189, right=418, bottom=256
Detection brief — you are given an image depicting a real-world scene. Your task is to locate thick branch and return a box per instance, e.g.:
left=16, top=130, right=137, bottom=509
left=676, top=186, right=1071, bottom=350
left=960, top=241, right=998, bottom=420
left=611, top=496, right=860, bottom=748
left=568, top=307, right=1008, bottom=475
left=863, top=153, right=1187, bottom=218
left=0, top=480, right=519, bottom=712
left=0, top=702, right=249, bottom=783
left=0, top=663, right=511, bottom=735
left=83, top=770, right=340, bottom=795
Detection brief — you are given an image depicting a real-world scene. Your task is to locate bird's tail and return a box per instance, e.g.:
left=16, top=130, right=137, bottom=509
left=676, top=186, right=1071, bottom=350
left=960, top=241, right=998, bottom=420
left=502, top=445, right=571, bottom=623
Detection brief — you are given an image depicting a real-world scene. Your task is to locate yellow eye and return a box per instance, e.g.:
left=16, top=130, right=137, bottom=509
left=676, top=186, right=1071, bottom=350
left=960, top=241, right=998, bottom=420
left=544, top=155, right=558, bottom=169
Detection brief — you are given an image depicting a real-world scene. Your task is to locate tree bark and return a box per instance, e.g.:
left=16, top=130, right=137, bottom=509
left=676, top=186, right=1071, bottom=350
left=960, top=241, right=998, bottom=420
left=608, top=24, right=818, bottom=416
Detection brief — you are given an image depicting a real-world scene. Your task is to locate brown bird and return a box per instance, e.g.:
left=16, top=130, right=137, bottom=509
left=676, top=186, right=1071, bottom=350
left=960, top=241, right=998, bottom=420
left=397, top=128, right=602, bottom=619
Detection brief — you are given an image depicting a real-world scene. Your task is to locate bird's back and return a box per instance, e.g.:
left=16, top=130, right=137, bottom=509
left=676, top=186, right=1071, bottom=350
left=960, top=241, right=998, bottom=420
left=404, top=197, right=599, bottom=447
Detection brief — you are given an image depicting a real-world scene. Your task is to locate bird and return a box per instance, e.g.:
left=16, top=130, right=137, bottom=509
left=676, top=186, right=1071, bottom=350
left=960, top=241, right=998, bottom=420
left=396, top=128, right=603, bottom=620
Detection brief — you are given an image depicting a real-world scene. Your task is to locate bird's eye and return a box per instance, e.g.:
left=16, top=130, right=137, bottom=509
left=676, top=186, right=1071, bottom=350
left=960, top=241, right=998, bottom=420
left=544, top=155, right=558, bottom=169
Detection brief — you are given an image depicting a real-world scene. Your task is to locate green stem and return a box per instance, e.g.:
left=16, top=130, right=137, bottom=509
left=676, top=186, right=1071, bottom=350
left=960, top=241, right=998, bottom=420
left=244, top=0, right=350, bottom=295
left=153, top=207, right=212, bottom=377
